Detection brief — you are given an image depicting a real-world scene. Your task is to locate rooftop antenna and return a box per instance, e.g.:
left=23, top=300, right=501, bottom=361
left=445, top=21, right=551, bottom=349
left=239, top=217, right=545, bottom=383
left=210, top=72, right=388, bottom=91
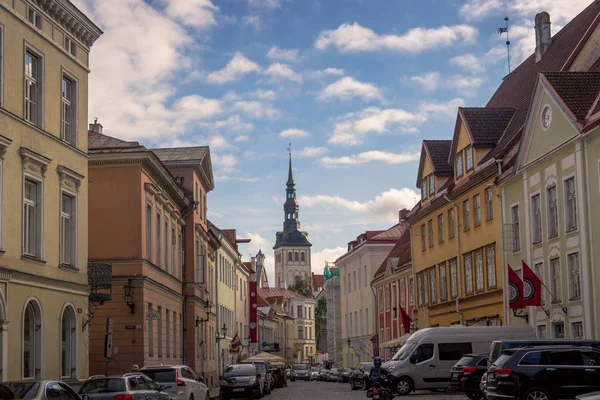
left=498, top=16, right=511, bottom=73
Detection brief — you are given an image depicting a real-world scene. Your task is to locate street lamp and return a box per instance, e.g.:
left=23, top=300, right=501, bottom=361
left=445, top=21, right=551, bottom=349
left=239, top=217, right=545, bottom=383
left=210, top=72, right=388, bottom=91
left=216, top=324, right=228, bottom=342
left=347, top=338, right=353, bottom=348
left=196, top=300, right=212, bottom=327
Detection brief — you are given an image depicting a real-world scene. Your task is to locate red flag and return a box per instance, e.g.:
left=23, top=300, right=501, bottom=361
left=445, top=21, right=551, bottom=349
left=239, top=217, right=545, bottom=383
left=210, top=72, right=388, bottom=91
left=400, top=307, right=411, bottom=334
left=231, top=332, right=241, bottom=349
left=522, top=261, right=542, bottom=306
left=508, top=265, right=524, bottom=309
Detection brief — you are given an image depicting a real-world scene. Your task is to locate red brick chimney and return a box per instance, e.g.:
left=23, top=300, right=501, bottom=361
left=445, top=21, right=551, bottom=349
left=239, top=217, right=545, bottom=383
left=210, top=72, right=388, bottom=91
left=399, top=208, right=409, bottom=222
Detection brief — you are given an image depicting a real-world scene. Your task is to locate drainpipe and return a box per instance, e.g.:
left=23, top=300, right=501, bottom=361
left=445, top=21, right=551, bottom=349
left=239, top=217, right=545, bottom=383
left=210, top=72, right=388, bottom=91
left=180, top=200, right=199, bottom=365
left=444, top=195, right=463, bottom=325
left=492, top=159, right=510, bottom=326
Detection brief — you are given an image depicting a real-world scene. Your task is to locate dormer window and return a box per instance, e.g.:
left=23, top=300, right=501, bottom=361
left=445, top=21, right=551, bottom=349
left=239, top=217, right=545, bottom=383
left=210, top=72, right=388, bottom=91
left=428, top=175, right=435, bottom=196
left=455, top=152, right=464, bottom=178
left=421, top=178, right=428, bottom=200
left=466, top=147, right=474, bottom=171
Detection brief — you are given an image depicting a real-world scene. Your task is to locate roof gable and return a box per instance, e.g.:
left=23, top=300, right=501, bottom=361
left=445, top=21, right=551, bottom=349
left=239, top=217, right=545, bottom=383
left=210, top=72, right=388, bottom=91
left=415, top=140, right=452, bottom=187
left=459, top=107, right=515, bottom=149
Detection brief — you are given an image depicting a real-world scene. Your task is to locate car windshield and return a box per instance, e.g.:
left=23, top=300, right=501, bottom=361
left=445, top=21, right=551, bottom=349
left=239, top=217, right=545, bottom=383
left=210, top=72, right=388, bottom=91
left=493, top=352, right=515, bottom=367
left=330, top=369, right=338, bottom=373
left=392, top=342, right=417, bottom=361
left=321, top=369, right=330, bottom=373
left=246, top=363, right=266, bottom=374
left=456, top=355, right=476, bottom=366
left=311, top=368, right=319, bottom=372
left=80, top=379, right=126, bottom=394
left=224, top=365, right=255, bottom=377
left=141, top=369, right=176, bottom=382
left=0, top=382, right=40, bottom=399
left=293, top=365, right=307, bottom=370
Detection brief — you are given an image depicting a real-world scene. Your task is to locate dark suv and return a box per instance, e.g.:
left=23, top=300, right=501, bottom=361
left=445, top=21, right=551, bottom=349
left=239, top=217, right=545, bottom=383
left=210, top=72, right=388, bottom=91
left=486, top=346, right=600, bottom=400
left=449, top=353, right=489, bottom=400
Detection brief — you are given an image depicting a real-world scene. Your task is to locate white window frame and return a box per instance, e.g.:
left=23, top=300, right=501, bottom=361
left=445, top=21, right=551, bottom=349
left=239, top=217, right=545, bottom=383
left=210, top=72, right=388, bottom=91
left=428, top=219, right=433, bottom=248
left=429, top=267, right=436, bottom=304
left=156, top=210, right=161, bottom=267
left=22, top=149, right=50, bottom=260
left=421, top=178, right=427, bottom=200
left=568, top=252, right=581, bottom=300
left=27, top=6, right=43, bottom=30
left=428, top=174, right=434, bottom=196
left=474, top=249, right=484, bottom=292
left=438, top=214, right=444, bottom=243
left=60, top=70, right=78, bottom=147
left=511, top=204, right=521, bottom=252
left=146, top=201, right=153, bottom=262
left=463, top=199, right=470, bottom=231
left=465, top=147, right=474, bottom=171
left=409, top=276, right=414, bottom=305
left=64, top=35, right=77, bottom=57
left=171, top=224, right=176, bottom=275
left=23, top=45, right=44, bottom=128
left=455, top=152, right=464, bottom=178
left=464, top=253, right=473, bottom=295
left=449, top=208, right=455, bottom=239
left=485, top=188, right=493, bottom=220
left=60, top=190, right=77, bottom=267
left=534, top=262, right=545, bottom=305
left=550, top=258, right=561, bottom=303
left=537, top=324, right=547, bottom=339
left=572, top=321, right=584, bottom=339
left=400, top=277, right=406, bottom=308
left=474, top=194, right=481, bottom=226
left=486, top=245, right=496, bottom=288
left=547, top=185, right=558, bottom=238
left=439, top=262, right=447, bottom=301
left=22, top=299, right=42, bottom=379
left=564, top=176, right=578, bottom=232
left=164, top=218, right=169, bottom=271
left=60, top=305, right=77, bottom=379
left=531, top=192, right=542, bottom=244
left=450, top=259, right=458, bottom=298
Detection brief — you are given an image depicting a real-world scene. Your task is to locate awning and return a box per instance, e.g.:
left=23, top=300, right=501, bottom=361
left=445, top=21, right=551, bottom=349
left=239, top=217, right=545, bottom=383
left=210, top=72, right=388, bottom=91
left=380, top=333, right=412, bottom=349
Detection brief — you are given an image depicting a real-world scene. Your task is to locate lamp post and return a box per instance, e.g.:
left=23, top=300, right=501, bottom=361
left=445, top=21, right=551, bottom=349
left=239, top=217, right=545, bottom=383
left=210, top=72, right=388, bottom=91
left=216, top=324, right=228, bottom=342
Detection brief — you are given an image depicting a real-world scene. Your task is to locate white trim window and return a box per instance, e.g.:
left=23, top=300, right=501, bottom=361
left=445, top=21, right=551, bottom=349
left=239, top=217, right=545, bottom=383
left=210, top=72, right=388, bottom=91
left=511, top=205, right=520, bottom=251
left=568, top=253, right=581, bottom=300
left=409, top=276, right=414, bottom=305
left=428, top=175, right=434, bottom=196
left=27, top=7, right=42, bottom=29
left=464, top=253, right=473, bottom=294
left=429, top=268, right=436, bottom=304
left=455, top=153, right=464, bottom=178
left=60, top=193, right=76, bottom=266
left=171, top=226, right=176, bottom=276
left=532, top=194, right=542, bottom=243
left=23, top=179, right=41, bottom=257
left=550, top=258, right=561, bottom=302
left=485, top=188, right=493, bottom=220
left=164, top=219, right=169, bottom=271
left=196, top=239, right=205, bottom=284
left=534, top=262, right=545, bottom=305
left=146, top=202, right=152, bottom=262
left=463, top=199, right=470, bottom=231
left=547, top=186, right=558, bottom=238
left=486, top=246, right=496, bottom=288
left=439, top=263, right=447, bottom=301
left=572, top=322, right=584, bottom=339
left=565, top=177, right=578, bottom=231
left=400, top=278, right=406, bottom=308
left=24, top=51, right=42, bottom=126
left=428, top=219, right=433, bottom=248
left=474, top=249, right=484, bottom=291
left=23, top=301, right=42, bottom=379
left=537, top=325, right=547, bottom=339
left=438, top=214, right=444, bottom=243
left=465, top=147, right=474, bottom=171
left=450, top=259, right=458, bottom=298
left=420, top=224, right=426, bottom=251
left=474, top=194, right=481, bottom=226
left=61, top=75, right=76, bottom=146
left=64, top=36, right=77, bottom=57
left=60, top=306, right=76, bottom=379
left=156, top=211, right=161, bottom=267
left=449, top=208, right=455, bottom=239
left=421, top=178, right=427, bottom=200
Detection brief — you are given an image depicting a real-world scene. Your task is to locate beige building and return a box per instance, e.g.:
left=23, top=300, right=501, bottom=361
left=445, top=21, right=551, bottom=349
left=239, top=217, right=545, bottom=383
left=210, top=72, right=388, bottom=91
left=0, top=0, right=101, bottom=381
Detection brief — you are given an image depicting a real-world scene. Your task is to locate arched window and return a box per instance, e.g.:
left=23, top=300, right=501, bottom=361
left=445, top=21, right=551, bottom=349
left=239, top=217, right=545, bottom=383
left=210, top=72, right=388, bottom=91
left=23, top=300, right=42, bottom=379
left=61, top=306, right=76, bottom=378
left=294, top=252, right=299, bottom=262
left=301, top=252, right=305, bottom=262
left=288, top=252, right=292, bottom=262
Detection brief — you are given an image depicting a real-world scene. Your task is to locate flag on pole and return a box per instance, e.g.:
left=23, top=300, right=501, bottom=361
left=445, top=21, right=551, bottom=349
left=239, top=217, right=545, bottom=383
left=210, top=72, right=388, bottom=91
left=231, top=332, right=242, bottom=349
left=508, top=265, right=524, bottom=309
left=522, top=261, right=542, bottom=306
left=400, top=307, right=411, bottom=334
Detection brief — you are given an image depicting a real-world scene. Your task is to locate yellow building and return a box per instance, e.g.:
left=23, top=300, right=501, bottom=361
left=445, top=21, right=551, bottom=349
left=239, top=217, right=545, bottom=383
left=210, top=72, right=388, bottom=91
left=0, top=0, right=101, bottom=381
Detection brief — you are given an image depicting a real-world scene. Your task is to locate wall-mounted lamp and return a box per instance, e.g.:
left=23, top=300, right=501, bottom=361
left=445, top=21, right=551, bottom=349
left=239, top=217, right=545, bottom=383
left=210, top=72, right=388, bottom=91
left=346, top=338, right=353, bottom=348
left=216, top=324, right=228, bottom=342
left=124, top=278, right=136, bottom=314
left=196, top=300, right=212, bottom=327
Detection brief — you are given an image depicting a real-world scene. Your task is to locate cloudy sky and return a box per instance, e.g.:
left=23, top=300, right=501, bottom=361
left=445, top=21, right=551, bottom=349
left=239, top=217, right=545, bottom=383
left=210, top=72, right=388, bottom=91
left=75, top=0, right=592, bottom=284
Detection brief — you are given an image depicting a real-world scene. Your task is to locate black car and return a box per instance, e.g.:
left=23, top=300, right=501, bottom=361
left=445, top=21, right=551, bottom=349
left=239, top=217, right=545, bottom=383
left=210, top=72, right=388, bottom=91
left=220, top=364, right=263, bottom=400
left=486, top=346, right=600, bottom=400
left=489, top=340, right=600, bottom=364
left=449, top=353, right=489, bottom=400
left=350, top=362, right=375, bottom=390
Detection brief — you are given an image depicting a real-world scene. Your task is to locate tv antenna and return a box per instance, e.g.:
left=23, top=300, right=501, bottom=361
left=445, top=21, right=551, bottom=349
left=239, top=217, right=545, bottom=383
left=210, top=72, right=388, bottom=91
left=498, top=16, right=511, bottom=73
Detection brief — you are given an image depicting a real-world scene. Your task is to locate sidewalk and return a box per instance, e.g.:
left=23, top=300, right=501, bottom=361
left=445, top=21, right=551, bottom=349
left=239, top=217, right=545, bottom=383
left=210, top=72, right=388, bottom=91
left=209, top=387, right=220, bottom=399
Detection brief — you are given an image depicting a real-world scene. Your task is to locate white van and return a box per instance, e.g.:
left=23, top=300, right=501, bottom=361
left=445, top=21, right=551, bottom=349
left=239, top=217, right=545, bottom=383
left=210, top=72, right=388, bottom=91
left=383, top=325, right=535, bottom=396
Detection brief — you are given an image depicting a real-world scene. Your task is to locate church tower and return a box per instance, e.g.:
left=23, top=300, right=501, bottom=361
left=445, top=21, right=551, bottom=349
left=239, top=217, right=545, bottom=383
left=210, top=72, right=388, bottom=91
left=274, top=150, right=312, bottom=288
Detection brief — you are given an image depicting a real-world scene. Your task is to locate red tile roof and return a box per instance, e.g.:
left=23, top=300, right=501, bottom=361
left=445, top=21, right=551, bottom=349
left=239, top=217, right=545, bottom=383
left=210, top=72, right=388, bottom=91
left=373, top=229, right=411, bottom=280
left=459, top=107, right=516, bottom=148
left=542, top=72, right=600, bottom=120
left=259, top=287, right=308, bottom=300
left=371, top=222, right=409, bottom=240
left=416, top=140, right=453, bottom=187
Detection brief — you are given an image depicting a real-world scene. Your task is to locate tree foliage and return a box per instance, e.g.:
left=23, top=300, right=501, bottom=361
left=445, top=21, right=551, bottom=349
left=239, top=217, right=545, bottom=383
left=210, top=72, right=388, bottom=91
left=287, top=277, right=313, bottom=298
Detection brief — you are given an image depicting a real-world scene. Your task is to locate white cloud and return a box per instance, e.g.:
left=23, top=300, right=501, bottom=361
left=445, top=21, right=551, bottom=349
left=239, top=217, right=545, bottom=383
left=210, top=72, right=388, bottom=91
left=242, top=15, right=261, bottom=30
left=299, top=188, right=419, bottom=223
left=196, top=115, right=256, bottom=134
left=418, top=98, right=465, bottom=120
left=320, top=150, right=420, bottom=166
left=264, top=63, right=302, bottom=83
left=296, top=146, right=329, bottom=158
left=163, top=0, right=218, bottom=29
left=250, top=89, right=277, bottom=100
left=206, top=52, right=262, bottom=84
left=450, top=47, right=504, bottom=73
left=235, top=135, right=250, bottom=142
left=315, top=22, right=477, bottom=53
left=267, top=46, right=301, bottom=63
left=162, top=134, right=232, bottom=151
left=232, top=100, right=280, bottom=119
left=244, top=232, right=276, bottom=284
left=246, top=0, right=282, bottom=9
left=323, top=67, right=345, bottom=76
left=279, top=129, right=310, bottom=138
left=459, top=0, right=503, bottom=21
left=329, top=107, right=426, bottom=146
left=446, top=75, right=485, bottom=97
left=317, top=76, right=382, bottom=102
left=409, top=72, right=441, bottom=91
left=311, top=247, right=347, bottom=272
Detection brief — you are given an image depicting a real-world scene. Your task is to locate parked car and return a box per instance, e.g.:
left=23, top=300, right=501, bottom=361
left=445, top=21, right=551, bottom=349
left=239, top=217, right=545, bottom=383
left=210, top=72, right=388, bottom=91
left=319, top=369, right=330, bottom=381
left=384, top=325, right=535, bottom=396
left=328, top=368, right=342, bottom=382
left=577, top=392, right=600, bottom=400
left=489, top=340, right=600, bottom=365
left=220, top=364, right=263, bottom=400
left=141, top=365, right=209, bottom=400
left=340, top=368, right=352, bottom=383
left=350, top=362, right=375, bottom=390
left=291, top=364, right=311, bottom=381
left=486, top=345, right=600, bottom=400
left=311, top=367, right=320, bottom=380
left=0, top=381, right=86, bottom=400
left=79, top=373, right=170, bottom=400
left=448, top=353, right=489, bottom=400
left=241, top=361, right=272, bottom=394
left=479, top=372, right=488, bottom=400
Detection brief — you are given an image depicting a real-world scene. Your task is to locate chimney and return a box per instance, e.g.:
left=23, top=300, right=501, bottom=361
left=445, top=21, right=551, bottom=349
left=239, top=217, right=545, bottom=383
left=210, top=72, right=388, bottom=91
left=399, top=208, right=409, bottom=222
left=89, top=117, right=103, bottom=134
left=535, top=12, right=552, bottom=63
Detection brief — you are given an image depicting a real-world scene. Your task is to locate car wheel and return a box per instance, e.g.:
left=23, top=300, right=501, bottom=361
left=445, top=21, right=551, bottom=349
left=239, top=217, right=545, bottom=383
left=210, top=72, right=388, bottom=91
left=466, top=393, right=482, bottom=400
left=205, top=393, right=210, bottom=400
left=396, top=377, right=412, bottom=396
left=523, top=387, right=551, bottom=400
left=430, top=388, right=447, bottom=393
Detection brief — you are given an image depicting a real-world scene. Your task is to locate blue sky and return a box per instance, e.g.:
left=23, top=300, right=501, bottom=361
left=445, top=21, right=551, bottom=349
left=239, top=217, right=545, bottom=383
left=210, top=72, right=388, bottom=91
left=76, top=0, right=591, bottom=283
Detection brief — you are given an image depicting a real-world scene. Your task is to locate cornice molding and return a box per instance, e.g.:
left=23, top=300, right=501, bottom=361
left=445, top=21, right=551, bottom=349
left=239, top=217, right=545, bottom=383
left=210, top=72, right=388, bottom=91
left=144, top=182, right=159, bottom=197
left=57, top=165, right=84, bottom=192
left=0, top=135, right=12, bottom=160
left=34, top=0, right=103, bottom=48
left=21, top=147, right=51, bottom=177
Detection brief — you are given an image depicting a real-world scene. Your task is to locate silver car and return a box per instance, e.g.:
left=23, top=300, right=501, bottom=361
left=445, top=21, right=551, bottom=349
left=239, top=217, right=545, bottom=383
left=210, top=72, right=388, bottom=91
left=0, top=381, right=85, bottom=400
left=142, top=364, right=209, bottom=400
left=79, top=374, right=170, bottom=400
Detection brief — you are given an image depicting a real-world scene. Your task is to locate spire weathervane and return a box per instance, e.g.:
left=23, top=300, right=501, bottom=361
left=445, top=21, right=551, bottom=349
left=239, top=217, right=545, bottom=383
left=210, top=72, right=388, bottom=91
left=498, top=16, right=511, bottom=73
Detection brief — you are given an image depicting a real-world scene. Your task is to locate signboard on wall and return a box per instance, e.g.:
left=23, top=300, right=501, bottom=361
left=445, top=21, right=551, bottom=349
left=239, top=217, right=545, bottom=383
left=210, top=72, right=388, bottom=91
left=249, top=281, right=258, bottom=344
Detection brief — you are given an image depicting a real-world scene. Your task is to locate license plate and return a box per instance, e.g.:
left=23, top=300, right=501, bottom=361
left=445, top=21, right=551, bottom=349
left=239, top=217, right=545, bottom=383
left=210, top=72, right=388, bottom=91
left=373, top=395, right=379, bottom=399
left=233, top=388, right=244, bottom=392
left=452, top=373, right=459, bottom=378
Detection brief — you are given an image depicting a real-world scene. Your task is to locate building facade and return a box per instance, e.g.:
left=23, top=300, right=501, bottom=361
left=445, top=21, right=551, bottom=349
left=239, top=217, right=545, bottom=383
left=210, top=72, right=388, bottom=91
left=323, top=268, right=342, bottom=365
left=0, top=0, right=101, bottom=381
left=274, top=153, right=312, bottom=288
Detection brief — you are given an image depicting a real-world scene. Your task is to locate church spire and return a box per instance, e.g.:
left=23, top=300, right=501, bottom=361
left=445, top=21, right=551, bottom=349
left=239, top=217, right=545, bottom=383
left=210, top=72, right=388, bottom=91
left=287, top=142, right=294, bottom=186
left=283, top=144, right=300, bottom=233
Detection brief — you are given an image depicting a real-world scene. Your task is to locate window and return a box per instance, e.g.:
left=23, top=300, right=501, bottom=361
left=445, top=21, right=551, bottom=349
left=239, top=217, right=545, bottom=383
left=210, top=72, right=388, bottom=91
left=364, top=265, right=367, bottom=287
left=486, top=246, right=496, bottom=288
left=511, top=206, right=520, bottom=251
left=195, top=182, right=199, bottom=216
left=301, top=252, right=305, bottom=262
left=27, top=7, right=42, bottom=29
left=572, top=322, right=584, bottom=339
left=551, top=258, right=561, bottom=302
left=464, top=254, right=473, bottom=294
left=568, top=253, right=581, bottom=300
left=60, top=193, right=76, bottom=266
left=64, top=36, right=77, bottom=56
left=156, top=212, right=161, bottom=267
left=157, top=306, right=162, bottom=357
left=474, top=249, right=484, bottom=292
left=348, top=274, right=352, bottom=295
left=428, top=175, right=435, bottom=196
left=294, top=252, right=299, bottom=262
left=385, top=286, right=390, bottom=311
left=553, top=322, right=565, bottom=339
left=485, top=188, right=493, bottom=220
left=23, top=301, right=41, bottom=379
left=146, top=203, right=152, bottom=261
left=421, top=178, right=427, bottom=200
left=392, top=286, right=397, bottom=318
left=465, top=147, right=474, bottom=171
left=439, top=343, right=473, bottom=361
left=24, top=51, right=42, bottom=126
left=164, top=220, right=169, bottom=270
left=298, top=326, right=303, bottom=339
left=463, top=200, right=470, bottom=231
left=409, top=277, right=414, bottom=305
left=365, top=308, right=369, bottom=334
left=423, top=271, right=429, bottom=306
left=565, top=177, right=577, bottom=231
left=537, top=325, right=547, bottom=339
left=532, top=194, right=542, bottom=243
left=297, top=305, right=303, bottom=319
left=449, top=209, right=455, bottom=238
left=166, top=309, right=170, bottom=357
left=61, top=307, right=76, bottom=378
left=171, top=227, right=176, bottom=275
left=61, top=76, right=76, bottom=145
left=534, top=263, right=544, bottom=305
left=288, top=252, right=292, bottom=262
left=519, top=351, right=542, bottom=366
left=474, top=195, right=481, bottom=226
left=455, top=153, right=464, bottom=178
left=173, top=311, right=177, bottom=357
left=353, top=270, right=357, bottom=291
left=438, top=214, right=444, bottom=243
left=23, top=179, right=41, bottom=257
left=439, top=263, right=447, bottom=301
left=420, top=224, right=426, bottom=251
left=429, top=268, right=436, bottom=304
left=400, top=278, right=406, bottom=307
left=413, top=343, right=434, bottom=363
left=450, top=259, right=458, bottom=298
left=547, top=186, right=558, bottom=238
left=148, top=304, right=154, bottom=356
left=417, top=273, right=424, bottom=307
left=428, top=219, right=434, bottom=248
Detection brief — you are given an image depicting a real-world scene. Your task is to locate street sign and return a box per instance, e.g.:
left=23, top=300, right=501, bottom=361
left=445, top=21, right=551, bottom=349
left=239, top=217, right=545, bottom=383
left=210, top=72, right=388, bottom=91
left=146, top=312, right=161, bottom=320
left=106, top=318, right=114, bottom=334
left=125, top=324, right=141, bottom=329
left=104, top=334, right=113, bottom=358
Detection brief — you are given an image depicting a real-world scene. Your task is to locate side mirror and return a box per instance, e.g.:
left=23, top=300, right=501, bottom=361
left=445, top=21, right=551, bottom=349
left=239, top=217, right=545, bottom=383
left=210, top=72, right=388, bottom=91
left=409, top=355, right=418, bottom=364
left=81, top=396, right=90, bottom=400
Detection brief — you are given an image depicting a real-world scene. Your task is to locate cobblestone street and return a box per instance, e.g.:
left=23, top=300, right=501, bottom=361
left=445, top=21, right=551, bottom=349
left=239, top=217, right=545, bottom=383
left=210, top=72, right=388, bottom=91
left=267, top=381, right=466, bottom=400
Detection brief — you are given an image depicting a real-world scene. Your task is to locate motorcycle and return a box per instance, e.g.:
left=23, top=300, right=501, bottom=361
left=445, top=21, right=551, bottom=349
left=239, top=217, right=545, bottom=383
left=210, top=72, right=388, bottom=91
left=369, top=380, right=394, bottom=400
